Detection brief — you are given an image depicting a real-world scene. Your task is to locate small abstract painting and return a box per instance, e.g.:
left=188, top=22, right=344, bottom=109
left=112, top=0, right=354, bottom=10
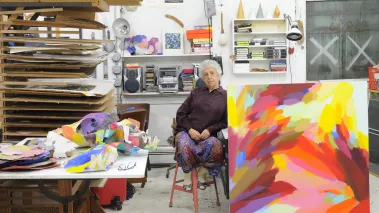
left=227, top=82, right=369, bottom=213
left=165, top=33, right=181, bottom=49
left=162, top=29, right=184, bottom=55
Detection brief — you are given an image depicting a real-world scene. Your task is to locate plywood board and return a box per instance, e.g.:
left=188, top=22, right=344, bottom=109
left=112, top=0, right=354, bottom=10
left=3, top=131, right=48, bottom=137
left=0, top=36, right=111, bottom=44
left=0, top=72, right=87, bottom=78
left=0, top=19, right=106, bottom=29
left=0, top=89, right=114, bottom=104
left=0, top=8, right=63, bottom=15
left=0, top=0, right=109, bottom=12
left=1, top=90, right=84, bottom=97
left=0, top=114, right=82, bottom=120
left=0, top=97, right=115, bottom=112
left=2, top=122, right=66, bottom=128
left=0, top=62, right=100, bottom=69
left=10, top=78, right=116, bottom=97
left=0, top=56, right=106, bottom=65
left=0, top=30, right=80, bottom=34
left=41, top=11, right=95, bottom=21
left=2, top=81, right=68, bottom=86
left=2, top=45, right=101, bottom=51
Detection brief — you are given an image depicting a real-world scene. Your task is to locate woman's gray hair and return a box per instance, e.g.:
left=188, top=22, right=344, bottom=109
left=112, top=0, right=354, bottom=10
left=199, top=59, right=222, bottom=78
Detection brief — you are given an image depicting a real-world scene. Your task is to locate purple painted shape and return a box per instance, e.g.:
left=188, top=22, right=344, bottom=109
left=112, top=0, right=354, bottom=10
left=231, top=186, right=266, bottom=204
left=236, top=193, right=280, bottom=213
left=267, top=124, right=278, bottom=134
left=283, top=98, right=300, bottom=105
left=282, top=92, right=306, bottom=105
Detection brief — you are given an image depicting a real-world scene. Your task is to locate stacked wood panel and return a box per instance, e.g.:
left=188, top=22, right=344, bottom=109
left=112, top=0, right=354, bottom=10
left=0, top=4, right=123, bottom=141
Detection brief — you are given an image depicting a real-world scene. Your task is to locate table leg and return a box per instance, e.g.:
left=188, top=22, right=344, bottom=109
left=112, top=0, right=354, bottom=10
left=38, top=180, right=91, bottom=213
left=58, top=180, right=73, bottom=213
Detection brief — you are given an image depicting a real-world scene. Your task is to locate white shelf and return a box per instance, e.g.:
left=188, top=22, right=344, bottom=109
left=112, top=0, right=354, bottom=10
left=234, top=45, right=287, bottom=48
left=123, top=54, right=210, bottom=58
left=234, top=71, right=287, bottom=74
left=232, top=18, right=288, bottom=75
left=123, top=92, right=190, bottom=97
left=234, top=18, right=286, bottom=21
left=234, top=32, right=286, bottom=35
left=235, top=58, right=286, bottom=61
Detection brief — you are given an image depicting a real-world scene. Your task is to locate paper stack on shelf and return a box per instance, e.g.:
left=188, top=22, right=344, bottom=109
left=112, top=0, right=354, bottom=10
left=234, top=23, right=252, bottom=33
left=190, top=38, right=212, bottom=54
left=251, top=38, right=267, bottom=46
left=270, top=61, right=287, bottom=72
left=181, top=74, right=194, bottom=92
left=234, top=62, right=250, bottom=73
left=266, top=47, right=287, bottom=59
left=186, top=27, right=212, bottom=54
left=249, top=51, right=265, bottom=59
left=0, top=8, right=114, bottom=141
left=235, top=48, right=249, bottom=60
left=235, top=41, right=250, bottom=47
left=269, top=40, right=286, bottom=46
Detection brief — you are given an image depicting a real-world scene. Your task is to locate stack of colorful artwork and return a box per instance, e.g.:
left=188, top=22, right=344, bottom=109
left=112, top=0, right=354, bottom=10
left=227, top=82, right=369, bottom=213
left=0, top=144, right=58, bottom=171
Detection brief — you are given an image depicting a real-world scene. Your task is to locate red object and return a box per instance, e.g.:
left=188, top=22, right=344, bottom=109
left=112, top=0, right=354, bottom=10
left=169, top=162, right=220, bottom=212
left=91, top=179, right=127, bottom=206
left=368, top=67, right=379, bottom=90
left=186, top=29, right=212, bottom=40
left=288, top=47, right=294, bottom=55
left=183, top=68, right=194, bottom=74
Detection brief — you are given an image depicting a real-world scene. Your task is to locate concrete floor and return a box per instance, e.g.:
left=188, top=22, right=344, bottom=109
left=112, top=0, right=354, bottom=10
left=105, top=168, right=379, bottom=213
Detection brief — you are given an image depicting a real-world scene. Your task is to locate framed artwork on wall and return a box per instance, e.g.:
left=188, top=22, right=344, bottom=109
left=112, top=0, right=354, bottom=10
left=162, top=29, right=184, bottom=55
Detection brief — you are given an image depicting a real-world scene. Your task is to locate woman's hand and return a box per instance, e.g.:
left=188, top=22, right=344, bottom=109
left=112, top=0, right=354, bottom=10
left=189, top=128, right=201, bottom=141
left=200, top=129, right=210, bottom=140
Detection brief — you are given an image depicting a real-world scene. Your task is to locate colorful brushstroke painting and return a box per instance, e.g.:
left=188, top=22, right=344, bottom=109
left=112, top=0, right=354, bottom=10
left=227, top=82, right=369, bottom=213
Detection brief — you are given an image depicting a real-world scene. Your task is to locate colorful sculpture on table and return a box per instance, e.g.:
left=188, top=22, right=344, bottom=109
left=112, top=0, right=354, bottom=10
left=54, top=113, right=159, bottom=154
left=64, top=144, right=118, bottom=173
left=227, top=82, right=369, bottom=213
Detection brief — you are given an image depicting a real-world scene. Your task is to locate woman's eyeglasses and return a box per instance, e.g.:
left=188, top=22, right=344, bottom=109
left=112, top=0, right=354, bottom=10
left=118, top=162, right=136, bottom=171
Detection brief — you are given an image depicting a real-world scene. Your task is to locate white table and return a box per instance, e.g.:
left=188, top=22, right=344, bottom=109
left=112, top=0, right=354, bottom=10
left=0, top=149, right=149, bottom=213
left=0, top=149, right=149, bottom=180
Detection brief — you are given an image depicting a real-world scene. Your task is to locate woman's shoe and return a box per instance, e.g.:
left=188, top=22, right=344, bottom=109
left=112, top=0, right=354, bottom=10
left=197, top=181, right=207, bottom=190
left=183, top=184, right=192, bottom=191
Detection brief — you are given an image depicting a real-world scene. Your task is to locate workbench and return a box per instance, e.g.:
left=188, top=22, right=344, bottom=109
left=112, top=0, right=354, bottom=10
left=0, top=149, right=149, bottom=213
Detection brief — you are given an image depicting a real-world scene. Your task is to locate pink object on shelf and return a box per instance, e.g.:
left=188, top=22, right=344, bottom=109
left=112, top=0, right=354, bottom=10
left=183, top=68, right=194, bottom=74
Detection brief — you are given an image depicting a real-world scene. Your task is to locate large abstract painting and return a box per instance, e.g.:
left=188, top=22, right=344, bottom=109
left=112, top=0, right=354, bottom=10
left=227, top=82, right=369, bottom=213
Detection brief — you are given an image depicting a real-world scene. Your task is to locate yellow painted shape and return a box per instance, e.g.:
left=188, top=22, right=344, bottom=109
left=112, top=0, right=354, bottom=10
left=273, top=154, right=287, bottom=170
left=319, top=104, right=336, bottom=133
left=228, top=96, right=238, bottom=128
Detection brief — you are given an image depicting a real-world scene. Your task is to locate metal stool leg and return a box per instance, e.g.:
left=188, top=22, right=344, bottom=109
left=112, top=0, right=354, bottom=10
left=191, top=168, right=198, bottom=213
left=213, top=176, right=221, bottom=206
left=169, top=163, right=179, bottom=207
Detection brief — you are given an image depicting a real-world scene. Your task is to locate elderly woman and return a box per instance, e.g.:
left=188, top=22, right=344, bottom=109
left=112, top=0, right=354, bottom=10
left=175, top=60, right=227, bottom=191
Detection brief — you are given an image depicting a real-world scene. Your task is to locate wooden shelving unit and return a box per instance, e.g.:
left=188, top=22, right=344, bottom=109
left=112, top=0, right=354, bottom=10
left=0, top=6, right=116, bottom=142
left=232, top=18, right=288, bottom=75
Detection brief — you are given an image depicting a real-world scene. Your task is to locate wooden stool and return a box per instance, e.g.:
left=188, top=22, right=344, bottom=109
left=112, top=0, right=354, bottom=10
left=169, top=162, right=220, bottom=213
